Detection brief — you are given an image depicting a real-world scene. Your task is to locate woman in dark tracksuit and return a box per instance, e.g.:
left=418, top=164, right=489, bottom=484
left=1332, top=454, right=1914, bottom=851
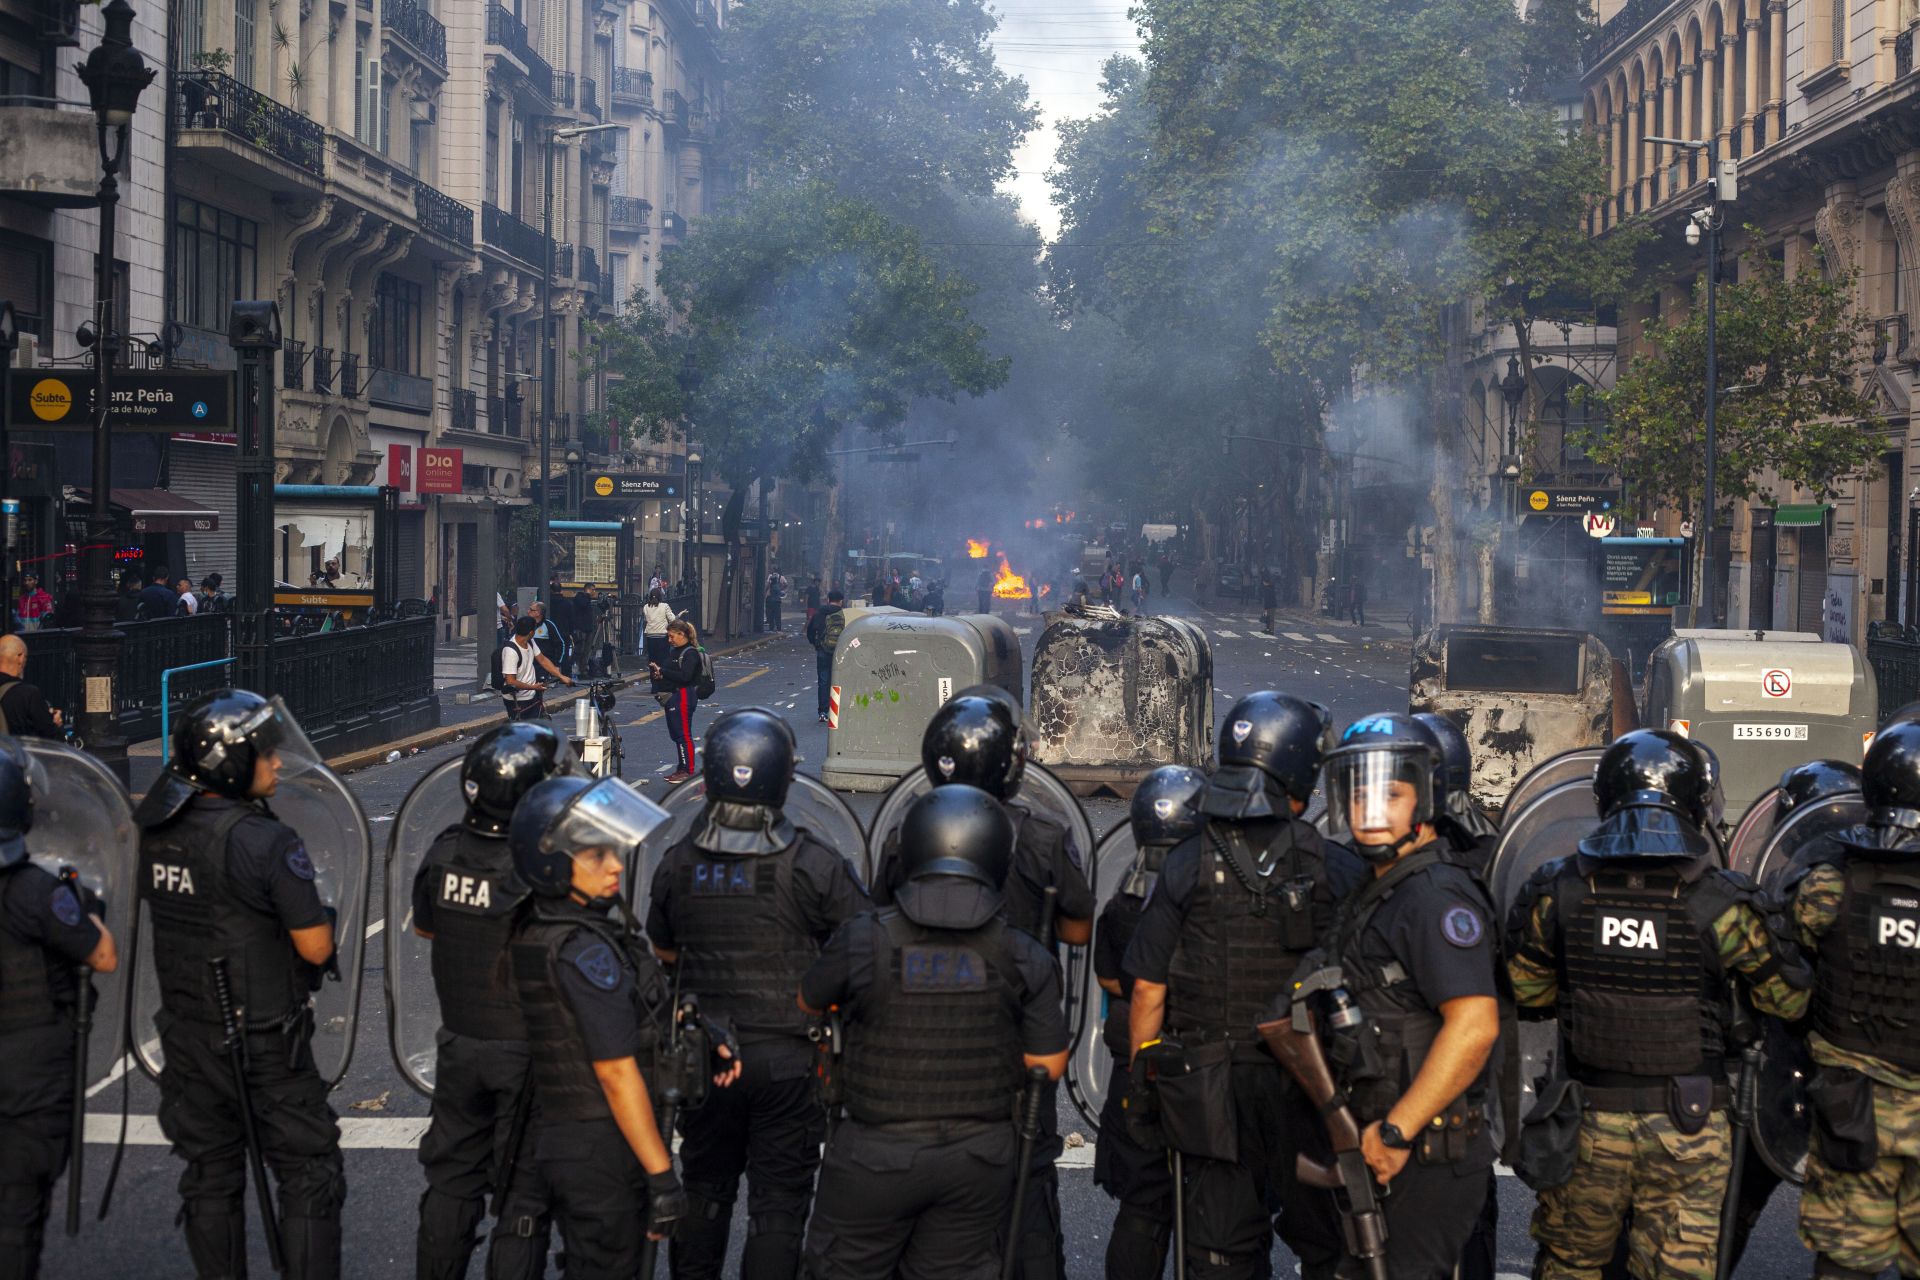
left=649, top=618, right=701, bottom=783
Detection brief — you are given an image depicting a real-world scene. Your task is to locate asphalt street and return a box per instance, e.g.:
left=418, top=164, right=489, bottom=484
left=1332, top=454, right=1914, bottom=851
left=41, top=590, right=1809, bottom=1278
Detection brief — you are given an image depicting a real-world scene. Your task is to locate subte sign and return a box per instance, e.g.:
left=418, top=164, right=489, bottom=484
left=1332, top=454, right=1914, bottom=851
left=1761, top=668, right=1793, bottom=699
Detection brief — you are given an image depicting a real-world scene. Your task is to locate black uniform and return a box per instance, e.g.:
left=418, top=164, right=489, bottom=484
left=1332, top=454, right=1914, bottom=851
left=1324, top=847, right=1498, bottom=1280
left=0, top=864, right=101, bottom=1278
left=1124, top=816, right=1361, bottom=1280
left=800, top=877, right=1068, bottom=1280
left=874, top=799, right=1094, bottom=1280
left=509, top=895, right=677, bottom=1279
left=1092, top=864, right=1174, bottom=1280
left=410, top=826, right=547, bottom=1280
left=646, top=828, right=868, bottom=1280
left=141, top=793, right=345, bottom=1280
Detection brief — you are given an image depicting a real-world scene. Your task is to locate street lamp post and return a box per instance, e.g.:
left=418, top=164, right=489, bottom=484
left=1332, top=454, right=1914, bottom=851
left=76, top=0, right=154, bottom=784
left=538, top=121, right=623, bottom=602
left=565, top=437, right=584, bottom=515
left=1499, top=354, right=1527, bottom=458
left=0, top=302, right=18, bottom=636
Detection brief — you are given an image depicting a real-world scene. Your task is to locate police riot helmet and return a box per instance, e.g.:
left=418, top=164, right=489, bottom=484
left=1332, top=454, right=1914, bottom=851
left=169, top=689, right=319, bottom=801
left=1130, top=765, right=1207, bottom=849
left=1592, top=729, right=1714, bottom=826
left=1203, top=691, right=1334, bottom=820
left=1862, top=719, right=1920, bottom=814
left=1322, top=712, right=1442, bottom=859
left=1778, top=759, right=1863, bottom=816
left=460, top=722, right=577, bottom=836
left=1412, top=712, right=1472, bottom=798
left=0, top=735, right=35, bottom=867
left=896, top=783, right=1014, bottom=891
left=702, top=708, right=797, bottom=808
left=921, top=694, right=1026, bottom=801
left=509, top=775, right=670, bottom=899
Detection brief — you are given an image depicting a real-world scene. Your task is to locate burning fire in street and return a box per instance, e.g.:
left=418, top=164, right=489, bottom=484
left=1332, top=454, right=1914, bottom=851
left=966, top=538, right=990, bottom=559
left=992, top=555, right=1032, bottom=600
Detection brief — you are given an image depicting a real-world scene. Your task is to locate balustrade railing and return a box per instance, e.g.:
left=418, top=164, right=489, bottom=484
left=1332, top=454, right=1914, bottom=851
left=452, top=387, right=477, bottom=432
left=485, top=2, right=554, bottom=97
left=312, top=346, right=335, bottom=395
left=340, top=351, right=361, bottom=398
left=283, top=338, right=306, bottom=390
left=272, top=616, right=436, bottom=748
left=612, top=66, right=652, bottom=106
left=482, top=202, right=552, bottom=267
left=610, top=195, right=650, bottom=232
left=415, top=180, right=472, bottom=245
left=383, top=0, right=447, bottom=66
left=172, top=68, right=326, bottom=177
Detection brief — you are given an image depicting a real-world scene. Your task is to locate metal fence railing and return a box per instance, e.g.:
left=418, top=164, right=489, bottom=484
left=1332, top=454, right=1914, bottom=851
left=1870, top=631, right=1920, bottom=716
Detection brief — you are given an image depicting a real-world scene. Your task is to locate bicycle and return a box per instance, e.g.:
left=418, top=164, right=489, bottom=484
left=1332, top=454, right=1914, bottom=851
left=587, top=680, right=625, bottom=779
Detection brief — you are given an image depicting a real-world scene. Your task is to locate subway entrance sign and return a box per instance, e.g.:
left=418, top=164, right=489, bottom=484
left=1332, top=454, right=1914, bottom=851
left=586, top=472, right=684, bottom=501
left=1524, top=487, right=1622, bottom=517
left=10, top=370, right=235, bottom=432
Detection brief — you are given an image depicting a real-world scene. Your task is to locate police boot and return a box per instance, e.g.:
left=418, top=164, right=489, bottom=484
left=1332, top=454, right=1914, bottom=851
left=1103, top=1205, right=1171, bottom=1280
left=668, top=1193, right=734, bottom=1280
left=1813, top=1257, right=1880, bottom=1280
left=0, top=1184, right=48, bottom=1280
left=282, top=1208, right=343, bottom=1280
left=181, top=1200, right=250, bottom=1280
left=415, top=1187, right=485, bottom=1280
left=741, top=1211, right=807, bottom=1280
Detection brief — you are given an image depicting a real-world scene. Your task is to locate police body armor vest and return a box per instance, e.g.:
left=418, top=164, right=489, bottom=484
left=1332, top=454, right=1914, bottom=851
left=1552, top=859, right=1733, bottom=1086
left=664, top=834, right=819, bottom=1041
left=1333, top=849, right=1478, bottom=1125
left=1166, top=822, right=1333, bottom=1047
left=1812, top=855, right=1920, bottom=1071
left=510, top=902, right=668, bottom=1125
left=141, top=804, right=305, bottom=1028
left=1004, top=806, right=1071, bottom=942
left=0, top=867, right=59, bottom=1035
left=423, top=828, right=529, bottom=1042
left=839, top=909, right=1025, bottom=1126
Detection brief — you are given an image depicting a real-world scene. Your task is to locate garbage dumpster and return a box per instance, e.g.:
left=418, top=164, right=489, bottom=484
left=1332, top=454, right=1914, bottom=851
left=1642, top=628, right=1877, bottom=821
left=1029, top=611, right=1214, bottom=798
left=821, top=611, right=1024, bottom=791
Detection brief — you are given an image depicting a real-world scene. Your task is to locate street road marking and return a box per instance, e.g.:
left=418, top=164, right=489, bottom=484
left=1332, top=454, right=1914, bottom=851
left=1014, top=628, right=1033, bottom=636
left=1316, top=633, right=1345, bottom=644
left=725, top=666, right=770, bottom=689
left=1215, top=630, right=1240, bottom=639
left=1284, top=632, right=1311, bottom=642
left=366, top=918, right=385, bottom=940
left=86, top=1053, right=134, bottom=1098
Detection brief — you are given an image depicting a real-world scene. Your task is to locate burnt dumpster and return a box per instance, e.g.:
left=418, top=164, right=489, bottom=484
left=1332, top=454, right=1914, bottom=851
left=820, top=611, right=1024, bottom=792
left=1408, top=624, right=1633, bottom=816
left=1028, top=612, right=1214, bottom=797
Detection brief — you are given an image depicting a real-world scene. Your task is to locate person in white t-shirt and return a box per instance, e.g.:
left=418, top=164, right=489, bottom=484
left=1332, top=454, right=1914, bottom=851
left=501, top=615, right=571, bottom=719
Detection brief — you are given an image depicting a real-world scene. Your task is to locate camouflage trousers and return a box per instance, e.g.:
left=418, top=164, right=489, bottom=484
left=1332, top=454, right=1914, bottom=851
left=1529, top=1108, right=1730, bottom=1280
left=1799, top=1077, right=1920, bottom=1275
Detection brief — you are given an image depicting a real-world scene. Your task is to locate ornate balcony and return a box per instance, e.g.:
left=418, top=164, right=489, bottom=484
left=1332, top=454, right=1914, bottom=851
left=662, top=89, right=689, bottom=140
left=609, top=195, right=651, bottom=234
left=451, top=388, right=477, bottom=432
left=612, top=67, right=652, bottom=109
left=486, top=3, right=555, bottom=99
left=340, top=352, right=362, bottom=399
left=383, top=0, right=448, bottom=70
left=1901, top=28, right=1915, bottom=78
left=581, top=77, right=600, bottom=118
left=482, top=201, right=551, bottom=268
left=579, top=246, right=600, bottom=291
left=312, top=347, right=336, bottom=396
left=414, top=180, right=472, bottom=248
left=554, top=242, right=575, bottom=279
left=172, top=69, right=325, bottom=187
left=283, top=339, right=307, bottom=390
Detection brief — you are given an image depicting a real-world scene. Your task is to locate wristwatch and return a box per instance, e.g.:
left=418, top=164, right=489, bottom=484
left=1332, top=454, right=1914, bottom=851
left=1377, top=1121, right=1412, bottom=1151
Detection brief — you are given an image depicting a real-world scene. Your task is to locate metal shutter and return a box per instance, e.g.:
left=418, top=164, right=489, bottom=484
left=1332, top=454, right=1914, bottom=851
left=1796, top=524, right=1828, bottom=633
left=395, top=509, right=425, bottom=599
left=167, top=441, right=237, bottom=591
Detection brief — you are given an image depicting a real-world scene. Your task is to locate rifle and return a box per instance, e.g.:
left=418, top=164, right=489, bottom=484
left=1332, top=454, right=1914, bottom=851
left=60, top=868, right=92, bottom=1238
left=1716, top=990, right=1762, bottom=1280
left=1256, top=967, right=1389, bottom=1280
left=208, top=955, right=287, bottom=1275
left=490, top=1079, right=535, bottom=1226
left=637, top=953, right=712, bottom=1278
left=998, top=1065, right=1052, bottom=1280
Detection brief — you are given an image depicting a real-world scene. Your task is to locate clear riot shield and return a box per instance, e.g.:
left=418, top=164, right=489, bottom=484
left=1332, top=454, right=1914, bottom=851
left=1501, top=748, right=1605, bottom=824
left=1740, top=790, right=1864, bottom=1187
left=1062, top=821, right=1144, bottom=1133
left=650, top=775, right=873, bottom=920
left=1725, top=787, right=1784, bottom=878
left=384, top=758, right=466, bottom=1096
left=868, top=763, right=1099, bottom=1087
left=21, top=741, right=138, bottom=1088
left=134, top=760, right=373, bottom=1087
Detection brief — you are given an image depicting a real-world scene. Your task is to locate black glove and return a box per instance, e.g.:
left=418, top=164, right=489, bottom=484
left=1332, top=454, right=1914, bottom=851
left=703, top=1013, right=739, bottom=1076
left=305, top=905, right=342, bottom=990
left=645, top=1169, right=688, bottom=1237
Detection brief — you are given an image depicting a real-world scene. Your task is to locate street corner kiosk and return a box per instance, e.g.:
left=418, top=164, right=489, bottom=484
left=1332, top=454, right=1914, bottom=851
left=1409, top=623, right=1629, bottom=816
left=1028, top=610, right=1215, bottom=797
left=821, top=611, right=1024, bottom=792
left=1643, top=628, right=1878, bottom=821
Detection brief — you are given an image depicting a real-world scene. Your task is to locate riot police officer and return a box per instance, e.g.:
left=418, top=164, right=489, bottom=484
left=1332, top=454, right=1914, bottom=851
left=798, top=784, right=1069, bottom=1279
left=1309, top=712, right=1502, bottom=1280
left=871, top=689, right=1094, bottom=1280
left=0, top=738, right=117, bottom=1279
left=1788, top=720, right=1920, bottom=1280
left=1778, top=758, right=1864, bottom=816
left=135, top=691, right=345, bottom=1279
left=645, top=708, right=868, bottom=1280
left=1124, top=691, right=1360, bottom=1280
left=410, top=721, right=575, bottom=1280
left=1507, top=729, right=1809, bottom=1280
left=1093, top=764, right=1205, bottom=1280
left=1411, top=712, right=1497, bottom=851
left=506, top=774, right=737, bottom=1278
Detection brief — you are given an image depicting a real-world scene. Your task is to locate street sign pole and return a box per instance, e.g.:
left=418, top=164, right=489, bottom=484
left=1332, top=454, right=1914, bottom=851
left=230, top=302, right=281, bottom=696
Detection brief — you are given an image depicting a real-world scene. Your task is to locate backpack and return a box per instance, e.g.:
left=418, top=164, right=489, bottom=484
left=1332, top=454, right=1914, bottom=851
left=490, top=641, right=510, bottom=693
left=694, top=646, right=717, bottom=699
left=818, top=608, right=847, bottom=654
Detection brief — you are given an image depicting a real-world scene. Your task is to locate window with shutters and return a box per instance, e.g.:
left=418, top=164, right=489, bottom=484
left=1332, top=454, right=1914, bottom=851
left=379, top=67, right=393, bottom=155
left=370, top=273, right=422, bottom=374
left=354, top=34, right=366, bottom=141
left=0, top=231, right=50, bottom=340
left=171, top=0, right=206, bottom=72
left=485, top=97, right=501, bottom=205
left=0, top=10, right=46, bottom=99
left=233, top=0, right=257, bottom=86
left=170, top=197, right=259, bottom=332
left=1807, top=0, right=1845, bottom=67
left=611, top=253, right=627, bottom=315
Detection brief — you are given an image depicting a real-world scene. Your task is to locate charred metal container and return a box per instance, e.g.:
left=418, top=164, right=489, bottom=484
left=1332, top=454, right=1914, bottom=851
left=1029, top=612, right=1215, bottom=798
left=820, top=611, right=1024, bottom=792
left=1408, top=624, right=1630, bottom=816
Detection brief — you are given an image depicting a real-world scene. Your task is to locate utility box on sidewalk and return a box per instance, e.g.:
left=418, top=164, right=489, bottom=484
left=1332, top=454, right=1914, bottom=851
left=822, top=611, right=1023, bottom=792
left=1029, top=611, right=1215, bottom=798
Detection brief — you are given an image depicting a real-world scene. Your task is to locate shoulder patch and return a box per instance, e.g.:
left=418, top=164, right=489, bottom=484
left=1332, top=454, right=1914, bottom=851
left=573, top=941, right=622, bottom=990
left=49, top=883, right=83, bottom=927
left=1441, top=904, right=1484, bottom=948
left=285, top=841, right=316, bottom=881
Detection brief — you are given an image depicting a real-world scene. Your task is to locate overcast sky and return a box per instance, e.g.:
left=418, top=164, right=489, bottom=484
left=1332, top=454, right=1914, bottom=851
left=985, top=1, right=1142, bottom=241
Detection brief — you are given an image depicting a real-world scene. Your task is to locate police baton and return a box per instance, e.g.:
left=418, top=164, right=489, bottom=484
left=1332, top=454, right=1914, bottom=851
left=209, top=956, right=287, bottom=1274
left=1170, top=1147, right=1188, bottom=1280
left=999, top=1065, right=1052, bottom=1280
left=65, top=961, right=92, bottom=1236
left=635, top=1084, right=685, bottom=1280
left=1716, top=1039, right=1762, bottom=1280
